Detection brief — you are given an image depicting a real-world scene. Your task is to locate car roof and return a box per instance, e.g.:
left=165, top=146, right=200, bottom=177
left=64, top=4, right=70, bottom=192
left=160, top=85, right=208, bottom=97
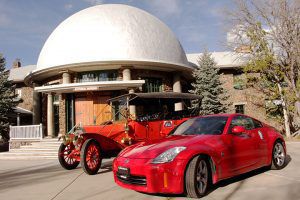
left=107, top=92, right=202, bottom=104
left=196, top=113, right=251, bottom=118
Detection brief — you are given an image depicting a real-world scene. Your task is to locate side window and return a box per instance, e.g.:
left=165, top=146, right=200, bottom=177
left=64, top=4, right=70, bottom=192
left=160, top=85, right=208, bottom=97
left=253, top=119, right=263, bottom=129
left=229, top=116, right=255, bottom=133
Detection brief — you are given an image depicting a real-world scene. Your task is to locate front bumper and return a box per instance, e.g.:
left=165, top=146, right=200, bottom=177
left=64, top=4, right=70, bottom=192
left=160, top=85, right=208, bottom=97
left=113, top=156, right=187, bottom=194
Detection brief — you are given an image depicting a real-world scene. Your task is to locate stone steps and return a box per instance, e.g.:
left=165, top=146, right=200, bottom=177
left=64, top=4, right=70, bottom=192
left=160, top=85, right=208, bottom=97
left=0, top=138, right=62, bottom=160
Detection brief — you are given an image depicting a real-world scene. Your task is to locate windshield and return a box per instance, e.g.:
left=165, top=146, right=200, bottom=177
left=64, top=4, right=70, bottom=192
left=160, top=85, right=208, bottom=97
left=172, top=116, right=228, bottom=135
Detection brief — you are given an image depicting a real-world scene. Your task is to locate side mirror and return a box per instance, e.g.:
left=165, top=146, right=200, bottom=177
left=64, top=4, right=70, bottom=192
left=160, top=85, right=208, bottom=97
left=231, top=126, right=246, bottom=134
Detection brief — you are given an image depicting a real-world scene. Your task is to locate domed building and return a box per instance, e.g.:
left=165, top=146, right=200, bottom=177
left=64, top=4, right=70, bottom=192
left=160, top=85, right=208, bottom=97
left=25, top=4, right=195, bottom=137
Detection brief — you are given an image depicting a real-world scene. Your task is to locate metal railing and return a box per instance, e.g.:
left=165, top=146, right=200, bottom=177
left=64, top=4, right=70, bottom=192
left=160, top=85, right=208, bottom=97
left=9, top=124, right=43, bottom=140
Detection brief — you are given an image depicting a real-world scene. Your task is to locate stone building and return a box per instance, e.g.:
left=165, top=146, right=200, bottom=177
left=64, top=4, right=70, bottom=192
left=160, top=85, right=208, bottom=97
left=188, top=52, right=280, bottom=129
left=9, top=4, right=280, bottom=137
left=8, top=60, right=36, bottom=126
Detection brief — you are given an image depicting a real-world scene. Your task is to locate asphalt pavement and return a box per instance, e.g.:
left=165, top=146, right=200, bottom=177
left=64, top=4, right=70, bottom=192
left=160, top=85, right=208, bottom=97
left=0, top=142, right=299, bottom=200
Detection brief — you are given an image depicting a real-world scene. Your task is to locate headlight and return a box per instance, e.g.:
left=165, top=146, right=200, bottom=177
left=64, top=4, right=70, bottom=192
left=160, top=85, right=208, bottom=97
left=151, top=147, right=186, bottom=164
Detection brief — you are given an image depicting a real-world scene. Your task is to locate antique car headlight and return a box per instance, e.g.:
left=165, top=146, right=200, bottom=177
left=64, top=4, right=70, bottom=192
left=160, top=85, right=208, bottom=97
left=151, top=147, right=186, bottom=164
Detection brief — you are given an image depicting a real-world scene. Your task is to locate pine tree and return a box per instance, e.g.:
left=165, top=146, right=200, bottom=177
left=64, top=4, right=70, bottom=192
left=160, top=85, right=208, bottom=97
left=190, top=51, right=229, bottom=115
left=0, top=54, right=18, bottom=141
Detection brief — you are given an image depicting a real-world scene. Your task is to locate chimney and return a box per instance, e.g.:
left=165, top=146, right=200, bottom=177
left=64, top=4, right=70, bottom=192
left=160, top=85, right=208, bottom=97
left=13, top=59, right=21, bottom=68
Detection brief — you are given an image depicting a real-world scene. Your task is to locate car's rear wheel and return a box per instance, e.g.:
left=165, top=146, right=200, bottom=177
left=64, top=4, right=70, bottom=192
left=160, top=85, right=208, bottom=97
left=58, top=143, right=79, bottom=170
left=271, top=141, right=286, bottom=170
left=185, top=155, right=211, bottom=198
left=80, top=139, right=102, bottom=175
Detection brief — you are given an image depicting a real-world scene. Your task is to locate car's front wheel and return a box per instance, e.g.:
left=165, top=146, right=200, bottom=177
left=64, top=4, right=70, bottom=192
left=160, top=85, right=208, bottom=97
left=58, top=143, right=79, bottom=170
left=271, top=141, right=286, bottom=170
left=80, top=139, right=102, bottom=175
left=185, top=155, right=211, bottom=198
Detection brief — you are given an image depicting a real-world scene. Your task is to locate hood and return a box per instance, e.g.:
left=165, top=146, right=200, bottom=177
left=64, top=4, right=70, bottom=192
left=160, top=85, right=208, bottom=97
left=119, top=134, right=216, bottom=159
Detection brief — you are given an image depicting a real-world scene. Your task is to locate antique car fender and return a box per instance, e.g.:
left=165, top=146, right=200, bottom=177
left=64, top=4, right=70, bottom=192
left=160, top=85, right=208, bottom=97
left=81, top=133, right=125, bottom=157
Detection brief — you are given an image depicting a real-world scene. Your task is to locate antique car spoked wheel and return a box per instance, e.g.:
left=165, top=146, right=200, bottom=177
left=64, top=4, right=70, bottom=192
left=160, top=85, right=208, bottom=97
left=272, top=141, right=286, bottom=169
left=58, top=143, right=79, bottom=170
left=81, top=139, right=102, bottom=175
left=185, top=156, right=211, bottom=198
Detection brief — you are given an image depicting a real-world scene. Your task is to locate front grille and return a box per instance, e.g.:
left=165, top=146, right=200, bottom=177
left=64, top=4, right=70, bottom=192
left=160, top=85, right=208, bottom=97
left=117, top=173, right=147, bottom=186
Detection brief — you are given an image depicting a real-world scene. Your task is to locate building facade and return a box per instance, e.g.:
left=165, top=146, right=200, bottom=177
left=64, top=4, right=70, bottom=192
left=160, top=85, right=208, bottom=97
left=23, top=4, right=194, bottom=137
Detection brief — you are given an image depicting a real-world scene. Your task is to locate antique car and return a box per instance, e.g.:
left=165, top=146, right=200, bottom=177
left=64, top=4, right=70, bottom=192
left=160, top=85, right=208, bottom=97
left=113, top=114, right=286, bottom=198
left=58, top=92, right=202, bottom=175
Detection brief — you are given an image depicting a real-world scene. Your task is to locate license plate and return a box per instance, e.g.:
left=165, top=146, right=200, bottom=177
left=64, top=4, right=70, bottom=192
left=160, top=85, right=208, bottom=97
left=118, top=166, right=130, bottom=179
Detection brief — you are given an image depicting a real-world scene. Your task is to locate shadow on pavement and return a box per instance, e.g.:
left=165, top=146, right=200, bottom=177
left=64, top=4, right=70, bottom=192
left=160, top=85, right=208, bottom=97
left=209, top=153, right=292, bottom=199
left=97, top=160, right=113, bottom=174
left=0, top=163, right=75, bottom=192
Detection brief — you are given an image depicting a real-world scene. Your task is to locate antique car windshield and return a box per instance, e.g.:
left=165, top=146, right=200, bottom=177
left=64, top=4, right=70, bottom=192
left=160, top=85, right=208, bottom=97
left=172, top=116, right=228, bottom=135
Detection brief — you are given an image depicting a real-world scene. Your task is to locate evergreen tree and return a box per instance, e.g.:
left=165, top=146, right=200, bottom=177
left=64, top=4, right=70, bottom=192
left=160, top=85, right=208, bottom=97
left=190, top=51, right=229, bottom=115
left=0, top=54, right=18, bottom=141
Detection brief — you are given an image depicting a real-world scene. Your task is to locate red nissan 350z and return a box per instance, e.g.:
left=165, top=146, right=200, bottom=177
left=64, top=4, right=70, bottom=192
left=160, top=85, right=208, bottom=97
left=113, top=114, right=286, bottom=198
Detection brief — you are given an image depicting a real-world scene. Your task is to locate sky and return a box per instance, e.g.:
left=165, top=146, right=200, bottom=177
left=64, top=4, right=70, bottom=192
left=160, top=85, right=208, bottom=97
left=0, top=0, right=234, bottom=68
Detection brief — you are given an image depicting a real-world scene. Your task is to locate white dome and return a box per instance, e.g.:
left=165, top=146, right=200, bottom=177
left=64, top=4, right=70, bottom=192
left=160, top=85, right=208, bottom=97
left=36, top=4, right=190, bottom=71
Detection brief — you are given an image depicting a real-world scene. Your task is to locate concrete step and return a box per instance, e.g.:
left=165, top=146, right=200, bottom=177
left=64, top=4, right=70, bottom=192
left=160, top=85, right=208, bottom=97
left=10, top=148, right=59, bottom=153
left=21, top=144, right=61, bottom=148
left=21, top=145, right=60, bottom=149
left=0, top=153, right=58, bottom=159
left=0, top=155, right=57, bottom=160
left=0, top=139, right=63, bottom=160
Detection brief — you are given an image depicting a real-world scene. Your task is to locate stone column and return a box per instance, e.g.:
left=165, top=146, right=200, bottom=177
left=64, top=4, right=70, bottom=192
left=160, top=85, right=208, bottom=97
left=173, top=73, right=183, bottom=111
left=47, top=93, right=55, bottom=138
left=17, top=113, right=20, bottom=126
left=32, top=83, right=41, bottom=125
left=62, top=72, right=71, bottom=84
left=122, top=68, right=136, bottom=119
left=122, top=68, right=131, bottom=81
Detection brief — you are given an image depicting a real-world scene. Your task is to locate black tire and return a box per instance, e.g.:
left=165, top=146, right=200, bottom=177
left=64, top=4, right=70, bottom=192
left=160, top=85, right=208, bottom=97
left=58, top=143, right=79, bottom=170
left=271, top=141, right=286, bottom=170
left=80, top=139, right=102, bottom=175
left=185, top=155, right=211, bottom=198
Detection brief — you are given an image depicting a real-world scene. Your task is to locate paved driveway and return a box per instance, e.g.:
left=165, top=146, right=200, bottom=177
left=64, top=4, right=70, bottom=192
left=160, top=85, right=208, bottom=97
left=0, top=142, right=299, bottom=200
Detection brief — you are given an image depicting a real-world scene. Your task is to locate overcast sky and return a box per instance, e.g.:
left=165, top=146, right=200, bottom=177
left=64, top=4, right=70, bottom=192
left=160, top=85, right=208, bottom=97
left=0, top=0, right=234, bottom=68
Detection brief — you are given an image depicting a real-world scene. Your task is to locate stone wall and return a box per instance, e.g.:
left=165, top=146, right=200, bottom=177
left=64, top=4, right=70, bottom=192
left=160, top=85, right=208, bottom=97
left=220, top=69, right=282, bottom=129
left=16, top=83, right=33, bottom=111
left=59, top=94, right=66, bottom=135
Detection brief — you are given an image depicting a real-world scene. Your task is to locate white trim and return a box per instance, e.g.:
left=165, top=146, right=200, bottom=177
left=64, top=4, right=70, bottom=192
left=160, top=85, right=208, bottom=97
left=233, top=102, right=247, bottom=105
left=34, top=80, right=145, bottom=93
left=15, top=106, right=33, bottom=114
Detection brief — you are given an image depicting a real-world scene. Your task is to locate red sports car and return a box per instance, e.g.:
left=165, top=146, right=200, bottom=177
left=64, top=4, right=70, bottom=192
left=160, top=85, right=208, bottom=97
left=113, top=114, right=286, bottom=198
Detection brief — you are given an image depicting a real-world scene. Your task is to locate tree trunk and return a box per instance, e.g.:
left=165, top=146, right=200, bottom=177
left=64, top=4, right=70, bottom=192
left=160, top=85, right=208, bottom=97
left=277, top=83, right=291, bottom=138
left=295, top=101, right=300, bottom=116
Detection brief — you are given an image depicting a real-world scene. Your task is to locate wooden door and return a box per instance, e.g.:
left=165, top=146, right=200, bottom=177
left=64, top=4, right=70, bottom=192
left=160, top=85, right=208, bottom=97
left=75, top=97, right=94, bottom=125
left=94, top=96, right=111, bottom=124
left=75, top=95, right=112, bottom=125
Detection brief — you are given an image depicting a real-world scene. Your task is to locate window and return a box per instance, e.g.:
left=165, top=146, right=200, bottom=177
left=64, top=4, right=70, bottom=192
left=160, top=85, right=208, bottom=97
left=233, top=74, right=246, bottom=90
left=53, top=95, right=60, bottom=105
left=253, top=119, right=263, bottom=128
left=171, top=116, right=229, bottom=135
left=229, top=115, right=254, bottom=132
left=142, top=78, right=162, bottom=93
left=235, top=104, right=245, bottom=114
left=78, top=70, right=118, bottom=82
left=15, top=89, right=22, bottom=99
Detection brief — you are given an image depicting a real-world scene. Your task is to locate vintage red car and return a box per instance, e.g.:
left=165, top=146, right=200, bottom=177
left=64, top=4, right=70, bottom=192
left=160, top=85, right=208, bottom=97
left=58, top=92, right=202, bottom=175
left=113, top=114, right=286, bottom=198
